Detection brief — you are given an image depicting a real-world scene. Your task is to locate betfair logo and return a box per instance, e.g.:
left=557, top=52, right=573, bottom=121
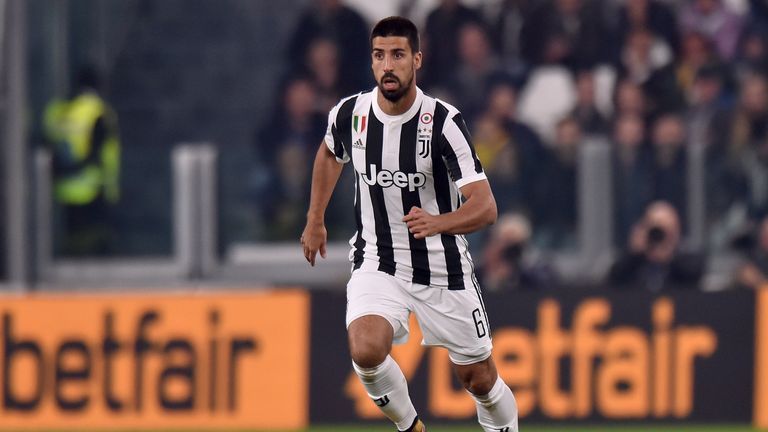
left=361, top=164, right=426, bottom=192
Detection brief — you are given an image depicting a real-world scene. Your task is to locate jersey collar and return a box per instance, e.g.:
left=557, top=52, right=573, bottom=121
left=372, top=86, right=424, bottom=123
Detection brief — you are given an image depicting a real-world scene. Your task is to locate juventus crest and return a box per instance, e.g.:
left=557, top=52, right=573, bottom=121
left=418, top=112, right=433, bottom=158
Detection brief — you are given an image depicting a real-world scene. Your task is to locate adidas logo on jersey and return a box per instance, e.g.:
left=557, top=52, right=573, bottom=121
left=353, top=139, right=365, bottom=149
left=361, top=164, right=426, bottom=192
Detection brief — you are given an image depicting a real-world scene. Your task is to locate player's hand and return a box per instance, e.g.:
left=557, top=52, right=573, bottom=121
left=403, top=206, right=442, bottom=239
left=300, top=221, right=327, bottom=267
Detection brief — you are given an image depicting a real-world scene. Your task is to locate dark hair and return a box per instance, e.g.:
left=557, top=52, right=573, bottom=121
left=371, top=16, right=420, bottom=53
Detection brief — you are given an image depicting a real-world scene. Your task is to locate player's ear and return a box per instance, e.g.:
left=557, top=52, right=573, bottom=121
left=414, top=51, right=422, bottom=70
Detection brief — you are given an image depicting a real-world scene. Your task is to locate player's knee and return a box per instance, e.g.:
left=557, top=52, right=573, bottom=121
left=467, top=375, right=495, bottom=395
left=349, top=339, right=389, bottom=369
left=348, top=315, right=393, bottom=368
left=460, top=367, right=496, bottom=396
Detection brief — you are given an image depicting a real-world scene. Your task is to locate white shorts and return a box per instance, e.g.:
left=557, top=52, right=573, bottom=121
left=345, top=269, right=493, bottom=365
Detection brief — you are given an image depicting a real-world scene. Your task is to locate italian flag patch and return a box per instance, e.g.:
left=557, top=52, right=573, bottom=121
left=353, top=115, right=367, bottom=133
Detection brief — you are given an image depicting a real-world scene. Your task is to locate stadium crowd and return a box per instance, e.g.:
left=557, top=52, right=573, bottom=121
left=250, top=0, right=768, bottom=291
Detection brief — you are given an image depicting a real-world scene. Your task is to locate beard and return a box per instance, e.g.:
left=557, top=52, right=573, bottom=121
left=378, top=72, right=413, bottom=102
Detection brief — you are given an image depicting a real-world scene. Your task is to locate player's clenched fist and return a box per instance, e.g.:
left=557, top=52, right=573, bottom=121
left=403, top=206, right=443, bottom=239
left=300, top=221, right=327, bottom=266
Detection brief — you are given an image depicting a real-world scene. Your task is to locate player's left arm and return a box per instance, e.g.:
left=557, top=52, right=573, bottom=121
left=403, top=108, right=497, bottom=239
left=403, top=179, right=497, bottom=239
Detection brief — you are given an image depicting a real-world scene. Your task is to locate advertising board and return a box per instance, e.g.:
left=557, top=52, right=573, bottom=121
left=311, top=290, right=756, bottom=425
left=0, top=290, right=309, bottom=429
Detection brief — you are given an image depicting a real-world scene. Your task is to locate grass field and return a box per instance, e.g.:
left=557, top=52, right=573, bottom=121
left=5, top=426, right=762, bottom=432
left=286, top=425, right=761, bottom=432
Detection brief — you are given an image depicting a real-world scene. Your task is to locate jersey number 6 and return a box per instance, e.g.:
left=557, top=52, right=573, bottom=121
left=472, top=308, right=486, bottom=338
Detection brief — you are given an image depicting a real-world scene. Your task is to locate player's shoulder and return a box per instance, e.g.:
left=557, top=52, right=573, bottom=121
left=424, top=93, right=461, bottom=118
left=423, top=93, right=462, bottom=124
left=329, top=89, right=374, bottom=120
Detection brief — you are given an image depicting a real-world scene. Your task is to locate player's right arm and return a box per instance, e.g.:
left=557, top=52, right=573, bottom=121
left=301, top=142, right=344, bottom=266
left=302, top=97, right=354, bottom=266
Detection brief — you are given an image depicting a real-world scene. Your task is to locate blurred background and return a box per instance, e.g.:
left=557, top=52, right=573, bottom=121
left=3, top=0, right=768, bottom=292
left=2, top=0, right=768, bottom=430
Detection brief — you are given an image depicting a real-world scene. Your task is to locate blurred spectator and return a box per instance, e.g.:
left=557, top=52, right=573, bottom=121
left=733, top=127, right=768, bottom=221
left=673, top=32, right=719, bottom=104
left=650, top=113, right=689, bottom=222
left=680, top=0, right=745, bottom=61
left=533, top=117, right=581, bottom=248
left=42, top=66, right=121, bottom=256
left=704, top=73, right=768, bottom=247
left=520, top=0, right=609, bottom=68
left=256, top=74, right=326, bottom=171
left=733, top=24, right=768, bottom=81
left=303, top=37, right=346, bottom=113
left=734, top=215, right=768, bottom=289
left=571, top=68, right=610, bottom=134
left=611, top=113, right=654, bottom=245
left=472, top=116, right=527, bottom=215
left=472, top=81, right=544, bottom=214
left=422, top=0, right=484, bottom=88
left=616, top=0, right=679, bottom=55
left=473, top=82, right=545, bottom=214
left=487, top=0, right=534, bottom=73
left=613, top=78, right=649, bottom=119
left=617, top=25, right=690, bottom=116
left=618, top=27, right=673, bottom=89
left=449, top=22, right=511, bottom=119
left=517, top=65, right=576, bottom=141
left=267, top=145, right=312, bottom=240
left=287, top=0, right=370, bottom=92
left=686, top=63, right=730, bottom=147
left=718, top=72, right=768, bottom=160
left=608, top=201, right=706, bottom=291
left=479, top=213, right=558, bottom=291
left=254, top=75, right=326, bottom=239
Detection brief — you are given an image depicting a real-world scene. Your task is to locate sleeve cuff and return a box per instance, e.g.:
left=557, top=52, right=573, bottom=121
left=324, top=137, right=348, bottom=164
left=455, top=172, right=487, bottom=189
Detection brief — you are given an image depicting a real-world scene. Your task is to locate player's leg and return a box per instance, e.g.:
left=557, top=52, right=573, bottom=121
left=346, top=271, right=423, bottom=432
left=453, top=357, right=518, bottom=432
left=410, top=283, right=517, bottom=431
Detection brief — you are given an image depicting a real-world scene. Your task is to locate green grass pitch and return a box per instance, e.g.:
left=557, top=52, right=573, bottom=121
left=280, top=425, right=761, bottom=432
left=4, top=426, right=762, bottom=432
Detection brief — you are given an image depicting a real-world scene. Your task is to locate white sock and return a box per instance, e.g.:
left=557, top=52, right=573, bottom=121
left=352, top=356, right=417, bottom=431
left=470, top=376, right=519, bottom=432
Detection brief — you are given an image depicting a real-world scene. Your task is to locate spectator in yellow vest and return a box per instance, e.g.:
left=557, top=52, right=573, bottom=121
left=43, top=66, right=121, bottom=256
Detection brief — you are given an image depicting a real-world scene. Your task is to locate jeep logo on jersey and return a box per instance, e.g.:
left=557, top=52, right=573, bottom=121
left=361, top=164, right=426, bottom=192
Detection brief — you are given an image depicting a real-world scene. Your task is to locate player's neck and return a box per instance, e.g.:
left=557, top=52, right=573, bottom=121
left=377, top=85, right=418, bottom=116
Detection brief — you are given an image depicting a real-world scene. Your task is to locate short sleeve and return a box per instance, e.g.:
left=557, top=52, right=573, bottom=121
left=441, top=111, right=486, bottom=188
left=324, top=102, right=350, bottom=164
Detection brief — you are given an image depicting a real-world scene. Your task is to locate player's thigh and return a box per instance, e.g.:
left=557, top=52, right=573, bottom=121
left=412, top=285, right=492, bottom=365
left=346, top=270, right=412, bottom=346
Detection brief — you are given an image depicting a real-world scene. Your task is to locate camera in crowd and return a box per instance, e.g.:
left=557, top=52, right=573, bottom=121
left=501, top=242, right=525, bottom=264
left=646, top=225, right=668, bottom=247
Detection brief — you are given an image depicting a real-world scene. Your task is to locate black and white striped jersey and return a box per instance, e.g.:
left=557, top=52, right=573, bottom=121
left=324, top=86, right=486, bottom=290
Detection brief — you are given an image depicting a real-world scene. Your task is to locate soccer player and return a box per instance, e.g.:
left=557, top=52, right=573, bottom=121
left=301, top=16, right=519, bottom=432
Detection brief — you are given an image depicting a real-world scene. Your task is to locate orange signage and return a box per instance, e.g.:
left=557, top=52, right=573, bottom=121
left=755, top=288, right=768, bottom=429
left=345, top=297, right=718, bottom=420
left=0, top=290, right=309, bottom=430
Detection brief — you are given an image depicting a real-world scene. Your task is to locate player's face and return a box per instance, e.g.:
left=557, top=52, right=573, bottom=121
left=371, top=36, right=422, bottom=102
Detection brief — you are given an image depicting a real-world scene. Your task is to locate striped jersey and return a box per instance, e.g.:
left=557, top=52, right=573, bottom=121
left=325, top=86, right=486, bottom=290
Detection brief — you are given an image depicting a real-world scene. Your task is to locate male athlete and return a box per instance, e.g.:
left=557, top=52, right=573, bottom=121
left=301, top=16, right=518, bottom=432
